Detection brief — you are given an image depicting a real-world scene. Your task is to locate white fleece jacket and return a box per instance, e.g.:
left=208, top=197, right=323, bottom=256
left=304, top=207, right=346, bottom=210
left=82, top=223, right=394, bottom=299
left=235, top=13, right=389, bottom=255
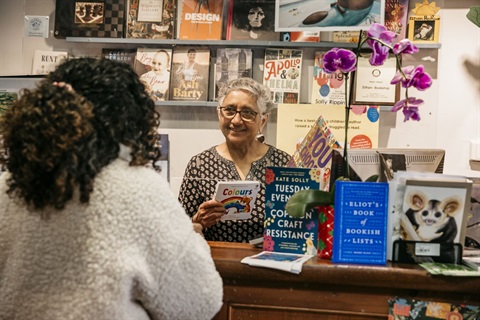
left=0, top=157, right=223, bottom=320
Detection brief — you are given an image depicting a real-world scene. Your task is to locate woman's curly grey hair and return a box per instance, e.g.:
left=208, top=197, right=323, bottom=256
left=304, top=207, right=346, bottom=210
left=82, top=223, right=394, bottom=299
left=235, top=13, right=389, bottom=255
left=217, top=77, right=274, bottom=115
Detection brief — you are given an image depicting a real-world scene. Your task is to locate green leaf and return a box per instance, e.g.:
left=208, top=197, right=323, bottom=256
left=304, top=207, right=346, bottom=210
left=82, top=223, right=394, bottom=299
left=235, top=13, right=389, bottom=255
left=365, top=174, right=379, bottom=182
left=467, top=6, right=480, bottom=28
left=285, top=189, right=334, bottom=218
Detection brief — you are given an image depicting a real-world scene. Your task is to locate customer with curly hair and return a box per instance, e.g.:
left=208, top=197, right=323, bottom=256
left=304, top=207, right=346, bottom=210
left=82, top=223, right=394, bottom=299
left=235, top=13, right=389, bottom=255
left=0, top=57, right=223, bottom=320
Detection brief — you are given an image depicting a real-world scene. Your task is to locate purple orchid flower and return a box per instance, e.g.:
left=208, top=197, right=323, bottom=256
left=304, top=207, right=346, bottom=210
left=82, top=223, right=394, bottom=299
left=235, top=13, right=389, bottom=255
left=391, top=97, right=423, bottom=121
left=393, top=39, right=419, bottom=55
left=391, top=65, right=432, bottom=90
left=323, top=48, right=356, bottom=74
left=366, top=23, right=397, bottom=66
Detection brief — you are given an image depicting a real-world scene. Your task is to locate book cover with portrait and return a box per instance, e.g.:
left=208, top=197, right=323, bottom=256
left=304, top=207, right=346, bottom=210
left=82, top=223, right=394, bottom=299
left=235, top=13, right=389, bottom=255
left=225, top=0, right=280, bottom=41
left=126, top=0, right=175, bottom=39
left=263, top=48, right=302, bottom=104
left=263, top=166, right=321, bottom=255
left=134, top=48, right=172, bottom=101
left=213, top=48, right=253, bottom=100
left=177, top=0, right=228, bottom=40
left=169, top=47, right=210, bottom=101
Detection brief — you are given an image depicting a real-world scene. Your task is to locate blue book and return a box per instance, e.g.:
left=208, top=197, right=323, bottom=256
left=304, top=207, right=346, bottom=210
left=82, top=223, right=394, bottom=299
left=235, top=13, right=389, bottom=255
left=263, top=167, right=320, bottom=255
left=332, top=181, right=389, bottom=265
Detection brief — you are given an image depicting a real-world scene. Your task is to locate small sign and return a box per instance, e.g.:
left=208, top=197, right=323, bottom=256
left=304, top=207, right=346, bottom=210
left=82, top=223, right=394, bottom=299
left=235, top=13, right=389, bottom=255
left=415, top=242, right=441, bottom=256
left=24, top=15, right=49, bottom=38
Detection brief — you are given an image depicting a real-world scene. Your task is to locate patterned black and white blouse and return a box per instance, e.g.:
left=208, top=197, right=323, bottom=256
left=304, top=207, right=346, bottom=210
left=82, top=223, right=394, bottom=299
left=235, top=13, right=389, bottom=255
left=178, top=145, right=291, bottom=242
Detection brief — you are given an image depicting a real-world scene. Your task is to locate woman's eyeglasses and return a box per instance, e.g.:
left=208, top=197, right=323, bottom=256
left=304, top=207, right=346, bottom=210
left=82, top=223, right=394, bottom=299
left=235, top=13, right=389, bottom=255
left=218, top=107, right=259, bottom=122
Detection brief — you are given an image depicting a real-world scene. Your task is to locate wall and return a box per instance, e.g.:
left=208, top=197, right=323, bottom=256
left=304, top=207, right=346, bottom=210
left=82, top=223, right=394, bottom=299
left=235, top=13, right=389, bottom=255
left=1, top=0, right=479, bottom=197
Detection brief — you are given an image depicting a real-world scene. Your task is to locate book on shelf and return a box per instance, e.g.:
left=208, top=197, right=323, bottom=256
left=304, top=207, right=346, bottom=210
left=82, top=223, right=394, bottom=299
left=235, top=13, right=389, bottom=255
left=332, top=180, right=390, bottom=265
left=263, top=48, right=303, bottom=104
left=224, top=0, right=280, bottom=41
left=241, top=251, right=314, bottom=274
left=462, top=249, right=480, bottom=271
left=263, top=166, right=321, bottom=255
left=213, top=48, right=253, bottom=100
left=169, top=47, right=210, bottom=101
left=102, top=48, right=136, bottom=68
left=466, top=178, right=480, bottom=249
left=332, top=31, right=362, bottom=43
left=31, top=50, right=68, bottom=75
left=389, top=173, right=472, bottom=263
left=281, top=31, right=320, bottom=42
left=419, top=262, right=480, bottom=277
left=407, top=15, right=441, bottom=44
left=214, top=180, right=260, bottom=221
left=54, top=0, right=126, bottom=39
left=134, top=48, right=172, bottom=101
left=384, top=0, right=409, bottom=43
left=0, top=90, right=18, bottom=114
left=177, top=0, right=228, bottom=40
left=126, top=0, right=175, bottom=39
left=311, top=50, right=350, bottom=106
left=388, top=296, right=480, bottom=319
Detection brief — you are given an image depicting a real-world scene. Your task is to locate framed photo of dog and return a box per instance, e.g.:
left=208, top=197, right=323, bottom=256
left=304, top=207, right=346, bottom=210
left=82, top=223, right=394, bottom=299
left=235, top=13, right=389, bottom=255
left=394, top=179, right=472, bottom=263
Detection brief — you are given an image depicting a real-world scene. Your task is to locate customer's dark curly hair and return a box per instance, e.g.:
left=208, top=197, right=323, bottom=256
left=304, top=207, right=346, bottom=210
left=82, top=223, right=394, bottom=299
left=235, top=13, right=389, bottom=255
left=0, top=57, right=160, bottom=210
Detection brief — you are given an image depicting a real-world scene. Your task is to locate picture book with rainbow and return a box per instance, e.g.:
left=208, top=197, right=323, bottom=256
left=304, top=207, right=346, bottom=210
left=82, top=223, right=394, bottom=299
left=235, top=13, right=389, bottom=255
left=214, top=181, right=260, bottom=221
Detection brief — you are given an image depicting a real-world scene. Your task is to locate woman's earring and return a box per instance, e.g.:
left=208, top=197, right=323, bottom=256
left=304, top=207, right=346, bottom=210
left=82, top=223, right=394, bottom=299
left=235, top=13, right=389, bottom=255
left=256, top=132, right=265, bottom=143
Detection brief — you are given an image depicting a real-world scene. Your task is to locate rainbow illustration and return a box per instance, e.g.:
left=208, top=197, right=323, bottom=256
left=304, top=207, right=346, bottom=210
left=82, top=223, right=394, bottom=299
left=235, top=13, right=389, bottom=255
left=221, top=196, right=252, bottom=214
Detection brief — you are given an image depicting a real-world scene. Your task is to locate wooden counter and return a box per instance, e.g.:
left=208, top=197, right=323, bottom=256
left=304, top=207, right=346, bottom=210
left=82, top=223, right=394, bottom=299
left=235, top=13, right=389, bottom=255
left=209, top=242, right=480, bottom=320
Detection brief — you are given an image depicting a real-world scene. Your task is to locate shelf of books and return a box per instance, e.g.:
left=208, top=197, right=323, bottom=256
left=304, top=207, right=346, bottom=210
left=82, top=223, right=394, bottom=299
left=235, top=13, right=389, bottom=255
left=65, top=37, right=442, bottom=49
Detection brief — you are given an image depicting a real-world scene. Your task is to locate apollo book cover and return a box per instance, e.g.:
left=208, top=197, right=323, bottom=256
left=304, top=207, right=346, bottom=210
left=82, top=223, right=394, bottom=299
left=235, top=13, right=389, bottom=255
left=213, top=48, right=252, bottom=100
left=263, top=48, right=302, bottom=104
left=225, top=0, right=280, bottom=41
left=177, top=0, right=228, bottom=40
left=263, top=166, right=320, bottom=255
left=214, top=181, right=260, bottom=221
left=126, top=0, right=175, bottom=39
left=169, top=47, right=210, bottom=101
left=134, top=48, right=172, bottom=101
left=54, top=0, right=126, bottom=38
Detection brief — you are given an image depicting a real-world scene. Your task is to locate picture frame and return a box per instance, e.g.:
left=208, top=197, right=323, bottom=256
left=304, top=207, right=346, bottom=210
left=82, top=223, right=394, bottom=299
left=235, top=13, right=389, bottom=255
left=351, top=55, right=400, bottom=106
left=275, top=0, right=385, bottom=32
left=407, top=15, right=441, bottom=43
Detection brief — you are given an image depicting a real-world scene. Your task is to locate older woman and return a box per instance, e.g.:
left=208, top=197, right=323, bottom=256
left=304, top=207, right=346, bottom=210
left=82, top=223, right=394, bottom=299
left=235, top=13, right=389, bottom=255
left=178, top=77, right=291, bottom=242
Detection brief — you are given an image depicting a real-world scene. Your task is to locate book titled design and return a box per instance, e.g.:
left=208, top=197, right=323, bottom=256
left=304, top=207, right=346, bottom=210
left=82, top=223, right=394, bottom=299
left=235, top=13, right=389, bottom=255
left=263, top=48, right=302, bottom=104
left=225, top=0, right=280, bottom=41
left=134, top=48, right=172, bottom=101
left=332, top=180, right=389, bottom=265
left=102, top=48, right=136, bottom=67
left=214, top=180, right=260, bottom=221
left=126, top=0, right=175, bottom=39
left=169, top=47, right=210, bottom=101
left=177, top=0, right=227, bottom=40
left=213, top=48, right=253, bottom=100
left=31, top=50, right=68, bottom=75
left=311, top=51, right=349, bottom=106
left=263, top=166, right=320, bottom=255
left=54, top=0, right=126, bottom=39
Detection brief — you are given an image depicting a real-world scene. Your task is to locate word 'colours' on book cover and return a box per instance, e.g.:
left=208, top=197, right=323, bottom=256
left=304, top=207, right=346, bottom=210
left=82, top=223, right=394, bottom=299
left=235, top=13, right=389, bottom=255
left=170, top=47, right=210, bottom=101
left=214, top=48, right=253, bottom=100
left=178, top=0, right=227, bottom=40
left=214, top=181, right=260, bottom=221
left=263, top=166, right=320, bottom=255
left=263, top=48, right=302, bottom=104
left=126, top=0, right=175, bottom=39
left=225, top=0, right=280, bottom=41
left=134, top=48, right=172, bottom=101
left=332, top=180, right=389, bottom=265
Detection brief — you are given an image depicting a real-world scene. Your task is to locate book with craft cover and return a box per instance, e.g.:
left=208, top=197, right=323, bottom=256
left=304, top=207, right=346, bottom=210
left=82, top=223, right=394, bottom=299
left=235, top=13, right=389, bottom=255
left=225, top=0, right=280, bottom=41
left=214, top=180, right=260, bottom=221
left=213, top=48, right=253, bottom=100
left=134, top=48, right=172, bottom=101
left=311, top=51, right=350, bottom=106
left=126, top=0, right=175, bottom=39
left=263, top=48, right=302, bottom=104
left=54, top=0, right=126, bottom=39
left=169, top=47, right=210, bottom=101
left=31, top=50, right=68, bottom=75
left=332, top=180, right=389, bottom=265
left=177, top=0, right=227, bottom=40
left=263, top=166, right=320, bottom=255
left=102, top=48, right=136, bottom=67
